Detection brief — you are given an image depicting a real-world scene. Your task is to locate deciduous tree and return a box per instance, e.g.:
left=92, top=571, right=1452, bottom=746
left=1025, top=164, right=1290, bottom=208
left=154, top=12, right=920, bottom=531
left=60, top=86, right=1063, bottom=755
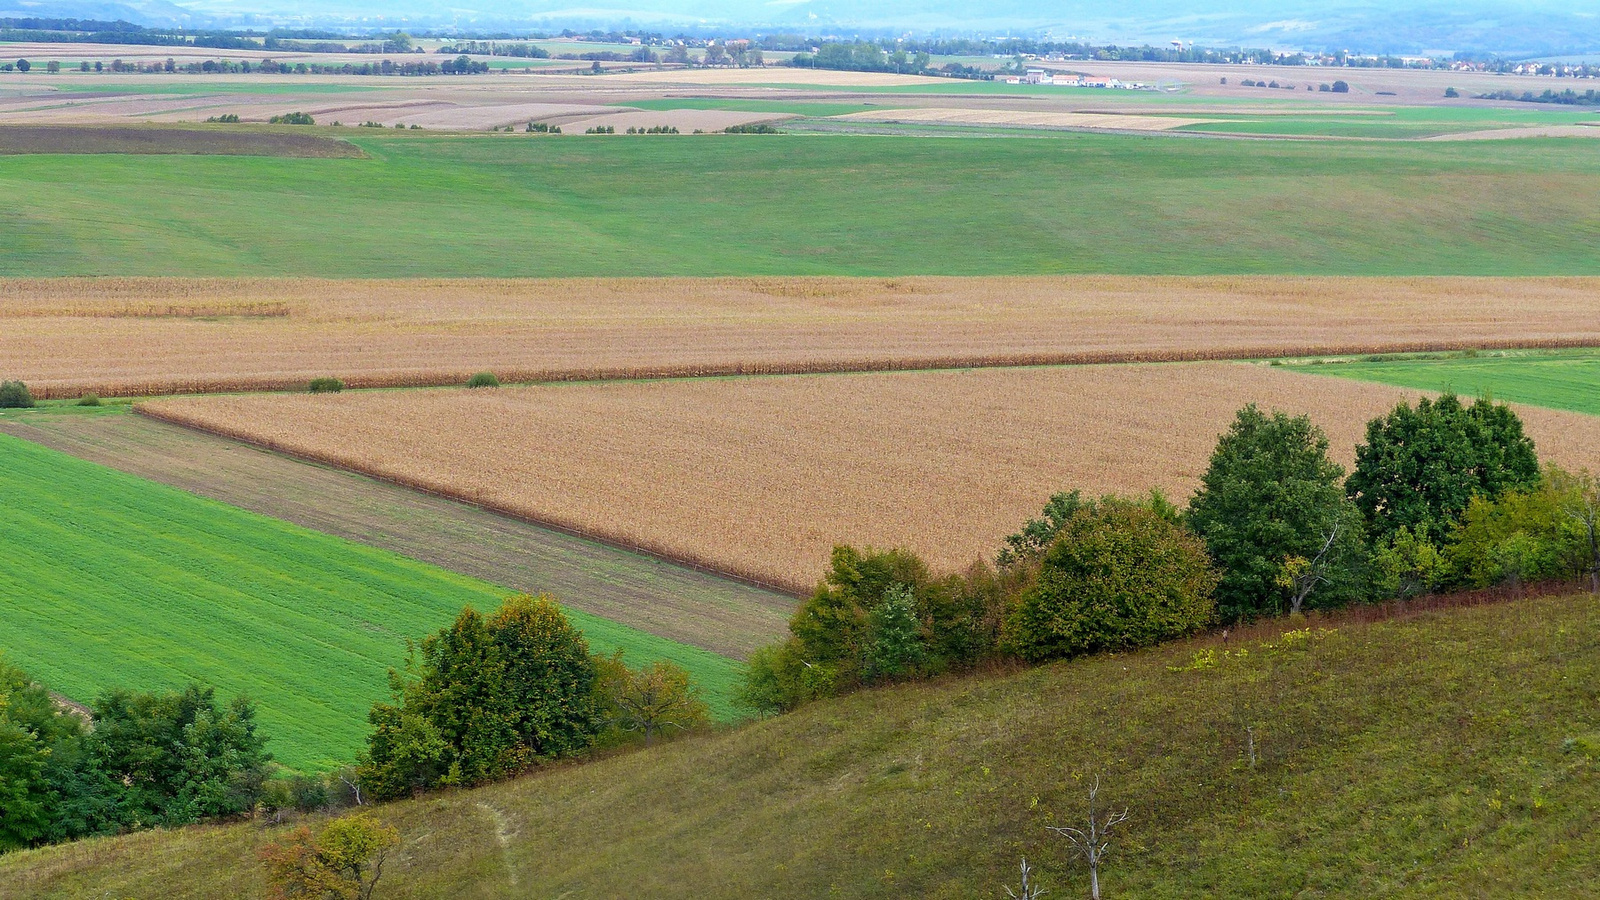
left=1187, top=405, right=1366, bottom=622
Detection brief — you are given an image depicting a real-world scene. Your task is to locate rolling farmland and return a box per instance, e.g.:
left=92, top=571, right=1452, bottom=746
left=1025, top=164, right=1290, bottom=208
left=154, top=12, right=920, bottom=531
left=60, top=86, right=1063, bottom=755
left=138, top=362, right=1600, bottom=592
left=4, top=131, right=1600, bottom=277
left=6, top=276, right=1600, bottom=398
left=0, top=430, right=744, bottom=770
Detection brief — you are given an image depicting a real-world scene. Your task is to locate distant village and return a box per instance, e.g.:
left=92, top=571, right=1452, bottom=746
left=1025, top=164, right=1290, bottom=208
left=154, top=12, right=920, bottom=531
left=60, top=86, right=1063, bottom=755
left=1003, top=68, right=1163, bottom=90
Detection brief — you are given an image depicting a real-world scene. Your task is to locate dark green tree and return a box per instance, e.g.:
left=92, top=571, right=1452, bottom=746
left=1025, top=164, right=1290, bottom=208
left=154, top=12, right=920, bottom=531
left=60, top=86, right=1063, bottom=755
left=361, top=594, right=600, bottom=800
left=1006, top=500, right=1217, bottom=661
left=0, top=381, right=33, bottom=409
left=862, top=583, right=926, bottom=682
left=88, top=684, right=270, bottom=827
left=1346, top=393, right=1540, bottom=546
left=1187, top=405, right=1366, bottom=622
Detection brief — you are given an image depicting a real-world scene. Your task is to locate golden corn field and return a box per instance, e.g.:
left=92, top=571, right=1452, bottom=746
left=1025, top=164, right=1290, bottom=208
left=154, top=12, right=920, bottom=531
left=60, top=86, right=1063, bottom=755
left=139, top=362, right=1600, bottom=593
left=6, top=275, right=1600, bottom=398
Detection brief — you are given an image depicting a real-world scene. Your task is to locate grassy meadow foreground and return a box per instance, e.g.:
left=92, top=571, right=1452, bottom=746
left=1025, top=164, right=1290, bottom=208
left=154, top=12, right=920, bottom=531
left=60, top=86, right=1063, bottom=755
left=4, top=591, right=1596, bottom=899
left=5, top=276, right=1600, bottom=398
left=139, top=361, right=1600, bottom=591
left=0, top=428, right=743, bottom=769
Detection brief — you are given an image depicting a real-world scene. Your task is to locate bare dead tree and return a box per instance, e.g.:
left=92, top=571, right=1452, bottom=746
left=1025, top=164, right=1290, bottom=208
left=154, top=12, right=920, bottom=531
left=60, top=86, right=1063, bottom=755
left=1282, top=521, right=1344, bottom=615
left=341, top=772, right=365, bottom=806
left=1047, top=776, right=1130, bottom=900
left=1556, top=469, right=1600, bottom=593
left=1005, top=857, right=1047, bottom=899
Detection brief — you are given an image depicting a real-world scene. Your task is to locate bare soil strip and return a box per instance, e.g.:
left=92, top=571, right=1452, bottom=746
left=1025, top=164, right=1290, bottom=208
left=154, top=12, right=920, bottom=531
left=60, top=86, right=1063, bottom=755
left=0, top=125, right=364, bottom=157
left=6, top=276, right=1599, bottom=399
left=0, top=412, right=793, bottom=658
left=137, top=363, right=1600, bottom=593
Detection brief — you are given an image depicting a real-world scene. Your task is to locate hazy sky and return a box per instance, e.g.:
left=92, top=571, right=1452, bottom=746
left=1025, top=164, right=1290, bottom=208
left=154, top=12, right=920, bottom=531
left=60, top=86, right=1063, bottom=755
left=7, top=0, right=1597, bottom=54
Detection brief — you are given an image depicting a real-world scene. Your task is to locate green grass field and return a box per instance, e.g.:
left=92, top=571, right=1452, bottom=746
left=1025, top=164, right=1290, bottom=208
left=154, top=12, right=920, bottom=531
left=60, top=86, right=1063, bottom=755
left=2, top=130, right=1599, bottom=276
left=1299, top=349, right=1600, bottom=416
left=0, top=431, right=742, bottom=770
left=1182, top=103, right=1598, bottom=139
left=5, top=591, right=1596, bottom=898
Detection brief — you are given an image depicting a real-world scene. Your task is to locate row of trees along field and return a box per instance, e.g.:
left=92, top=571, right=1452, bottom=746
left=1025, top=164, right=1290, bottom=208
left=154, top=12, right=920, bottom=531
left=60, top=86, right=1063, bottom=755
left=0, top=668, right=269, bottom=850
left=0, top=594, right=707, bottom=852
left=740, top=393, right=1600, bottom=713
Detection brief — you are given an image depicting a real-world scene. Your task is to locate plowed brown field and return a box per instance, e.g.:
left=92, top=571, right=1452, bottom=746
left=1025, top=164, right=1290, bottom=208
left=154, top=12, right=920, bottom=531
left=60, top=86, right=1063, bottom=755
left=138, top=362, right=1600, bottom=592
left=7, top=276, right=1600, bottom=398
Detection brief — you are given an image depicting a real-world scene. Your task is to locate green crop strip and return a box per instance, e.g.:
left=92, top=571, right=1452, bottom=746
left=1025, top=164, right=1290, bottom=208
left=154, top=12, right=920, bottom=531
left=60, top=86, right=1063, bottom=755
left=1297, top=349, right=1600, bottom=417
left=0, top=432, right=742, bottom=770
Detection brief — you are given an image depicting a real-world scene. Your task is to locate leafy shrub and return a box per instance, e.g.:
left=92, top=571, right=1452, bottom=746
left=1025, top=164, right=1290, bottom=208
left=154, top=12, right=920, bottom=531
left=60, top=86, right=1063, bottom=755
left=1347, top=393, right=1540, bottom=546
left=0, top=381, right=35, bottom=409
left=268, top=111, right=315, bottom=125
left=1370, top=526, right=1446, bottom=600
left=361, top=594, right=599, bottom=800
left=593, top=654, right=709, bottom=746
left=998, top=488, right=1179, bottom=568
left=204, top=113, right=240, bottom=123
left=724, top=123, right=782, bottom=133
left=260, top=814, right=398, bottom=900
left=1447, top=480, right=1578, bottom=589
left=308, top=377, right=344, bottom=394
left=76, top=392, right=101, bottom=407
left=1188, top=405, right=1366, bottom=622
left=466, top=371, right=500, bottom=388
left=740, top=545, right=1006, bottom=712
left=1005, top=501, right=1217, bottom=661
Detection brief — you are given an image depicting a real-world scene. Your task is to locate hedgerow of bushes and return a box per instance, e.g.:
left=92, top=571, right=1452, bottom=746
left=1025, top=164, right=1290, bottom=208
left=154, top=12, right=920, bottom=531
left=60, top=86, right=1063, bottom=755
left=742, top=393, right=1600, bottom=714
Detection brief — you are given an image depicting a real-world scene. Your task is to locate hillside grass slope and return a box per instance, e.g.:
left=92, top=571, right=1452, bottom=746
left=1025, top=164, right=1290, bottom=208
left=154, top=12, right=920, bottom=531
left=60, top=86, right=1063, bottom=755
left=5, top=590, right=1596, bottom=898
left=3, top=132, right=1600, bottom=277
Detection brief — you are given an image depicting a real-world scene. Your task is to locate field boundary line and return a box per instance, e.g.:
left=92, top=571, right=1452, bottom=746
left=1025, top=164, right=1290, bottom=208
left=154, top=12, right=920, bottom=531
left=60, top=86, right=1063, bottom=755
left=37, top=336, right=1600, bottom=400
left=131, top=405, right=809, bottom=598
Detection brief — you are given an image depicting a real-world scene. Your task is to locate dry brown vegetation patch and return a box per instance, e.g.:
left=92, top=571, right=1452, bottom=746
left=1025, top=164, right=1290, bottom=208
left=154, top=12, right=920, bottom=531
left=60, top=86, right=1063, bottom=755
left=138, top=363, right=1600, bottom=593
left=0, top=125, right=364, bottom=157
left=6, top=276, right=1600, bottom=399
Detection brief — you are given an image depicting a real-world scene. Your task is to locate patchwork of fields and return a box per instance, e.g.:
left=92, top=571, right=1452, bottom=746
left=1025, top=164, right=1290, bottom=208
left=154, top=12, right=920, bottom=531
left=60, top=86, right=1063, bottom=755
left=6, top=276, right=1600, bottom=398
left=0, top=430, right=744, bottom=770
left=138, top=362, right=1600, bottom=591
left=1, top=57, right=1599, bottom=880
left=0, top=409, right=792, bottom=658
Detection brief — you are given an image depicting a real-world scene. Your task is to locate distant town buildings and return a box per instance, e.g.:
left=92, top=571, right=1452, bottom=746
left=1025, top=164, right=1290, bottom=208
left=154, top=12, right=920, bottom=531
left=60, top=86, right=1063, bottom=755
left=1003, top=68, right=1157, bottom=90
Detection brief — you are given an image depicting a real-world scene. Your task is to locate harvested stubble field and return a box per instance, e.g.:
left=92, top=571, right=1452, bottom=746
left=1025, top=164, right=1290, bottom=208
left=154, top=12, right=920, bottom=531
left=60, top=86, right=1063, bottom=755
left=139, top=362, right=1600, bottom=593
left=7, top=276, right=1600, bottom=399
